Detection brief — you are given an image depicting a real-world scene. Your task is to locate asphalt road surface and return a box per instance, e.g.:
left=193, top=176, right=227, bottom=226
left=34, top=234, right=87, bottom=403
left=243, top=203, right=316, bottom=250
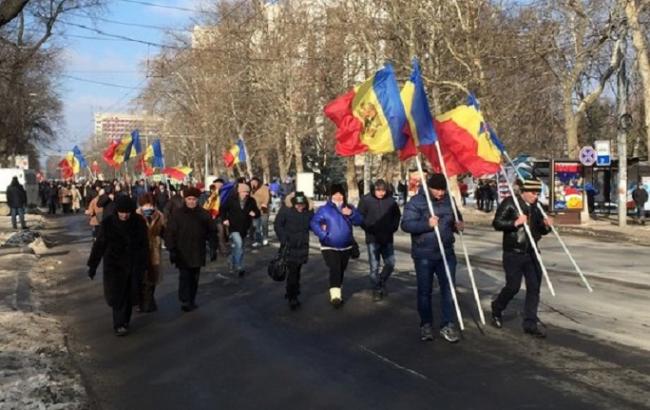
left=40, top=214, right=650, bottom=410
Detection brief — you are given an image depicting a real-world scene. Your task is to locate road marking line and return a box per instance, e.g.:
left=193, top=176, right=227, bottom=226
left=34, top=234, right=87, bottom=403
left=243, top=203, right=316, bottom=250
left=358, top=344, right=429, bottom=381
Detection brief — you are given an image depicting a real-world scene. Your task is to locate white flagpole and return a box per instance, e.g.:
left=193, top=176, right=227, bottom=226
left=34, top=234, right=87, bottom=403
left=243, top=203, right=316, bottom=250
left=433, top=141, right=485, bottom=325
left=501, top=151, right=592, bottom=292
left=499, top=164, right=556, bottom=296
left=415, top=155, right=465, bottom=330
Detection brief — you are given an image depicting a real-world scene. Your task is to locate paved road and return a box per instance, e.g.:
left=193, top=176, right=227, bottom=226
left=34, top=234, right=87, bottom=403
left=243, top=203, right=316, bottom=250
left=40, top=214, right=650, bottom=410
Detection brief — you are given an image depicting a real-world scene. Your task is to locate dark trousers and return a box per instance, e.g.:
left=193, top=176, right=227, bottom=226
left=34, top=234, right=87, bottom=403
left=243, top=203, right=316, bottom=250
left=413, top=252, right=457, bottom=327
left=178, top=267, right=201, bottom=306
left=217, top=222, right=228, bottom=255
left=285, top=262, right=302, bottom=299
left=322, top=249, right=350, bottom=288
left=140, top=283, right=157, bottom=311
left=48, top=202, right=57, bottom=214
left=112, top=274, right=133, bottom=330
left=492, top=252, right=542, bottom=330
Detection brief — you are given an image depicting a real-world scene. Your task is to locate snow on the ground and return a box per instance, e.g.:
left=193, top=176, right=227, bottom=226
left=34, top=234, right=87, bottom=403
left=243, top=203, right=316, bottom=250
left=0, top=247, right=88, bottom=409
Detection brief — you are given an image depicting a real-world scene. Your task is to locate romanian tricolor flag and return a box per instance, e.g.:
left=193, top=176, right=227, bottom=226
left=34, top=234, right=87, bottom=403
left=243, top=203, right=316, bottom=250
left=223, top=139, right=246, bottom=168
left=144, top=139, right=165, bottom=168
left=109, top=130, right=142, bottom=166
left=162, top=166, right=192, bottom=181
left=72, top=146, right=87, bottom=169
left=434, top=100, right=502, bottom=177
left=324, top=64, right=407, bottom=156
left=399, top=60, right=466, bottom=176
left=203, top=182, right=235, bottom=219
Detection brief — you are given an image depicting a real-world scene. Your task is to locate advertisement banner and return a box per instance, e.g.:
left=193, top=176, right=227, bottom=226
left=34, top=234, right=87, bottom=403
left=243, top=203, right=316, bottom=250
left=552, top=161, right=584, bottom=211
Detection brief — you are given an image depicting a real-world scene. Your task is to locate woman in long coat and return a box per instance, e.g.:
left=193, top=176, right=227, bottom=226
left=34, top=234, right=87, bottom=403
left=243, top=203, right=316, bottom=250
left=87, top=196, right=148, bottom=336
left=136, top=193, right=165, bottom=312
left=274, top=191, right=313, bottom=310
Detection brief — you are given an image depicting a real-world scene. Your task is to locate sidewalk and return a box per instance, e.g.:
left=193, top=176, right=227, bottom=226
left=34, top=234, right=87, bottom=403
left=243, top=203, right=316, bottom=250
left=461, top=207, right=650, bottom=247
left=0, top=217, right=87, bottom=409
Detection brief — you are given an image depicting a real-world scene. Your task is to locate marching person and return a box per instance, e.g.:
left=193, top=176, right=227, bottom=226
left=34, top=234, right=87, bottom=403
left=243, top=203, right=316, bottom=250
left=490, top=178, right=553, bottom=338
left=250, top=177, right=270, bottom=247
left=70, top=184, right=82, bottom=213
left=357, top=179, right=401, bottom=301
left=165, top=187, right=215, bottom=312
left=6, top=176, right=28, bottom=230
left=274, top=191, right=313, bottom=310
left=221, top=182, right=260, bottom=276
left=85, top=187, right=104, bottom=239
left=310, top=183, right=362, bottom=308
left=401, top=174, right=462, bottom=344
left=136, top=193, right=165, bottom=313
left=87, top=196, right=149, bottom=336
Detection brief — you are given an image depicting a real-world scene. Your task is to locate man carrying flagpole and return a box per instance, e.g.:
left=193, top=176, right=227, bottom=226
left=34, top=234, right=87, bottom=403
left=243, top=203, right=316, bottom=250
left=491, top=178, right=553, bottom=338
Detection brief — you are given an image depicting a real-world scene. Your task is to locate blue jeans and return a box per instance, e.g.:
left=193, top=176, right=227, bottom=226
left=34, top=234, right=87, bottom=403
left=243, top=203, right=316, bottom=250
left=367, top=243, right=395, bottom=288
left=254, top=214, right=269, bottom=243
left=229, top=232, right=244, bottom=271
left=10, top=207, right=26, bottom=229
left=414, top=252, right=457, bottom=328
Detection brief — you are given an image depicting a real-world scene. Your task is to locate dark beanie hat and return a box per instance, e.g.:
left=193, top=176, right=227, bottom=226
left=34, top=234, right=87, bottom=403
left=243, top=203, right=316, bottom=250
left=329, top=183, right=346, bottom=197
left=427, top=173, right=447, bottom=190
left=115, top=196, right=136, bottom=213
left=183, top=186, right=202, bottom=198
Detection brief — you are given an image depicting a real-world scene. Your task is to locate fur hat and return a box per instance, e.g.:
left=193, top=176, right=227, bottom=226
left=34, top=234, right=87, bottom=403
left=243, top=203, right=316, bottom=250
left=115, top=196, right=136, bottom=213
left=427, top=174, right=447, bottom=190
left=183, top=186, right=202, bottom=198
left=329, top=183, right=346, bottom=197
left=292, top=191, right=307, bottom=205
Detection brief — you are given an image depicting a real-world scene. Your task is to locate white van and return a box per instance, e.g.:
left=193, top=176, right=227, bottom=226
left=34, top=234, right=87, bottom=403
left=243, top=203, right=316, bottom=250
left=0, top=169, right=39, bottom=208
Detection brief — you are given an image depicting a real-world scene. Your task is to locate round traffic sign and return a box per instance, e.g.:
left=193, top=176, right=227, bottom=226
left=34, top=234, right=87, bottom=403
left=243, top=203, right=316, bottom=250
left=579, top=146, right=596, bottom=166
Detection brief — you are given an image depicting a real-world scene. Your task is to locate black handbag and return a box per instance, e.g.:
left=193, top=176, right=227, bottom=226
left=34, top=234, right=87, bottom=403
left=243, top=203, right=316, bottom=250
left=267, top=246, right=290, bottom=282
left=350, top=239, right=360, bottom=259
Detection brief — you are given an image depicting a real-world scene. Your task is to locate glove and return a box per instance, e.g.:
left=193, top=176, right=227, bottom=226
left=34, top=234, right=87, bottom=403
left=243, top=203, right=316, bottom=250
left=88, top=267, right=96, bottom=280
left=169, top=250, right=177, bottom=266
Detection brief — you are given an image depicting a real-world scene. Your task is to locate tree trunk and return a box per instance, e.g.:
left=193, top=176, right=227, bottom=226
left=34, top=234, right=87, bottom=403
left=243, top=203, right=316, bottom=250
left=260, top=152, right=271, bottom=183
left=294, top=137, right=304, bottom=173
left=564, top=98, right=580, bottom=158
left=626, top=0, right=650, bottom=157
left=345, top=156, right=359, bottom=203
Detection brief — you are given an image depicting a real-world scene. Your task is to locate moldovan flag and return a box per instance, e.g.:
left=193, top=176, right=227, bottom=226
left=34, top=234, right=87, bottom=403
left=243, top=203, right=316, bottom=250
left=223, top=139, right=246, bottom=168
left=58, top=152, right=79, bottom=178
left=162, top=166, right=192, bottom=181
left=434, top=102, right=502, bottom=177
left=103, top=139, right=120, bottom=168
left=324, top=64, right=407, bottom=156
left=72, top=146, right=87, bottom=169
left=203, top=182, right=235, bottom=219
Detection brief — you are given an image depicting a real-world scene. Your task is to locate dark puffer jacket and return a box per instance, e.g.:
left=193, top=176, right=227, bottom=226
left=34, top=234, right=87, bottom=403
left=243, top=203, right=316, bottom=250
left=401, top=189, right=460, bottom=260
left=274, top=201, right=313, bottom=264
left=492, top=195, right=550, bottom=253
left=358, top=192, right=401, bottom=244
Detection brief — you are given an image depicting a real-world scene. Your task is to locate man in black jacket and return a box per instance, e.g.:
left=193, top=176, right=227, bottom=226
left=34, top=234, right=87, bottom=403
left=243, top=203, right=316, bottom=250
left=221, top=183, right=260, bottom=276
left=358, top=179, right=401, bottom=301
left=6, top=177, right=27, bottom=230
left=490, top=178, right=553, bottom=338
left=166, top=187, right=216, bottom=312
left=632, top=182, right=648, bottom=225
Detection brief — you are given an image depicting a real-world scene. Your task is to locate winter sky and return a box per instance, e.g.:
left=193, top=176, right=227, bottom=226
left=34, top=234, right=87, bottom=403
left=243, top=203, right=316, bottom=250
left=52, top=0, right=198, bottom=158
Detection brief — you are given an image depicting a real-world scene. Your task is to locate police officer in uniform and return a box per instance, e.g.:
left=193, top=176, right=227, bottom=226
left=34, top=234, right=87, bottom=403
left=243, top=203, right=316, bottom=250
left=490, top=178, right=553, bottom=338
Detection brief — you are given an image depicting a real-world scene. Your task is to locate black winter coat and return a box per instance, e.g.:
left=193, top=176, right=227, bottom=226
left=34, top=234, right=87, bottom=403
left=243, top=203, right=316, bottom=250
left=358, top=193, right=401, bottom=244
left=6, top=182, right=27, bottom=208
left=493, top=195, right=550, bottom=254
left=166, top=205, right=215, bottom=268
left=632, top=187, right=648, bottom=205
left=87, top=213, right=149, bottom=307
left=221, top=195, right=260, bottom=236
left=274, top=204, right=313, bottom=264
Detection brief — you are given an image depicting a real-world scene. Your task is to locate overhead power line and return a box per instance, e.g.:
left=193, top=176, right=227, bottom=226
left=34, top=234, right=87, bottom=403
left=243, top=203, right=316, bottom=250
left=61, top=74, right=143, bottom=89
left=66, top=12, right=189, bottom=31
left=59, top=20, right=186, bottom=49
left=117, top=0, right=198, bottom=12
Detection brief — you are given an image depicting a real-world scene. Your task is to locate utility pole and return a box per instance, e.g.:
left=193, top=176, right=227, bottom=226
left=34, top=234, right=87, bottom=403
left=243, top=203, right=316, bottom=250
left=616, top=26, right=630, bottom=227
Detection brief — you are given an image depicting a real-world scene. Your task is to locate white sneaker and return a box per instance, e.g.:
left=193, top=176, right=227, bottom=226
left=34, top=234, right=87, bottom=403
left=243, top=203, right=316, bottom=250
left=262, top=239, right=269, bottom=246
left=252, top=242, right=261, bottom=248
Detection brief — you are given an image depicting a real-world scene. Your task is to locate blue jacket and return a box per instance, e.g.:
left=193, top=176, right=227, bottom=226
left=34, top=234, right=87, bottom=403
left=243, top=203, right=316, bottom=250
left=310, top=201, right=363, bottom=249
left=401, top=190, right=460, bottom=260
